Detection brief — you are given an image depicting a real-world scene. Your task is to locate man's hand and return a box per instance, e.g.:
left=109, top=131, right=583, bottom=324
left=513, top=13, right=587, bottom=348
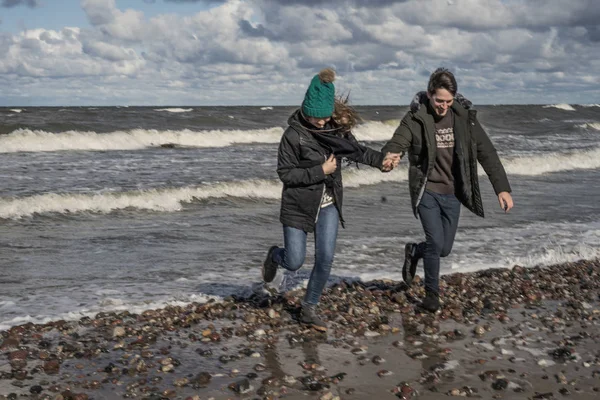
left=322, top=154, right=337, bottom=175
left=498, top=192, right=513, bottom=213
left=382, top=152, right=401, bottom=172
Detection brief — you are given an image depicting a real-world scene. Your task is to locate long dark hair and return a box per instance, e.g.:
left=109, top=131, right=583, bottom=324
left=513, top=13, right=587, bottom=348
left=333, top=93, right=361, bottom=134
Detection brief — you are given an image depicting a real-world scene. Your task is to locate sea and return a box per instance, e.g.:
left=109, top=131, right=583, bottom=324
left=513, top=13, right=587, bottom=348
left=1, top=103, right=599, bottom=330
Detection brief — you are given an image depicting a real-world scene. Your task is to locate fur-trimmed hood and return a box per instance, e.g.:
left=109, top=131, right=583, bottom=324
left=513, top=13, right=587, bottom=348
left=409, top=91, right=473, bottom=114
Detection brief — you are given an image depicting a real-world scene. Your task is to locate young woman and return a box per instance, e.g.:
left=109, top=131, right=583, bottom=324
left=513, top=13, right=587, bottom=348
left=262, top=68, right=398, bottom=332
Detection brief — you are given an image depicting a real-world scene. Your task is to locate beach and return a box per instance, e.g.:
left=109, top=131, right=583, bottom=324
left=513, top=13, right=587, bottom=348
left=2, top=258, right=599, bottom=399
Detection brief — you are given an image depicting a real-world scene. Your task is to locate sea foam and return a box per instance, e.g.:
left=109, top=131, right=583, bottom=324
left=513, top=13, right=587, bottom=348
left=154, top=108, right=193, bottom=113
left=1, top=147, right=600, bottom=219
left=543, top=104, right=576, bottom=111
left=0, top=122, right=395, bottom=153
left=577, top=122, right=600, bottom=131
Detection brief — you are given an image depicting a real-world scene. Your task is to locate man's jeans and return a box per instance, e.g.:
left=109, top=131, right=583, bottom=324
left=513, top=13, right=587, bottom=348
left=416, top=190, right=461, bottom=295
left=272, top=204, right=339, bottom=305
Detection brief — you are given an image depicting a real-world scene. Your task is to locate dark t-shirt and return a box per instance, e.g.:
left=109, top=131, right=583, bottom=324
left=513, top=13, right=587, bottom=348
left=427, top=109, right=455, bottom=194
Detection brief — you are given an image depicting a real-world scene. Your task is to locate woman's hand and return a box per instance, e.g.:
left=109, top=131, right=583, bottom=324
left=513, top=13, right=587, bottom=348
left=382, top=152, right=401, bottom=172
left=322, top=154, right=337, bottom=175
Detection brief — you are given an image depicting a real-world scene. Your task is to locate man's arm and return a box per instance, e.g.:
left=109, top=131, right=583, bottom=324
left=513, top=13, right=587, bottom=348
left=473, top=118, right=513, bottom=211
left=381, top=116, right=412, bottom=155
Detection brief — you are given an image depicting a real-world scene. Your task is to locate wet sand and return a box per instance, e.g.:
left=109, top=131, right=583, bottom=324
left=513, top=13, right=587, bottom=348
left=1, top=259, right=599, bottom=400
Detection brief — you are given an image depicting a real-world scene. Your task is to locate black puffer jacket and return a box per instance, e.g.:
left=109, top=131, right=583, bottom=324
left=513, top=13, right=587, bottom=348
left=278, top=110, right=385, bottom=232
left=382, top=99, right=511, bottom=218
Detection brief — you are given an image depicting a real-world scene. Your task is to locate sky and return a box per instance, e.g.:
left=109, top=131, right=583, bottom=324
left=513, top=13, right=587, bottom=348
left=0, top=0, right=599, bottom=106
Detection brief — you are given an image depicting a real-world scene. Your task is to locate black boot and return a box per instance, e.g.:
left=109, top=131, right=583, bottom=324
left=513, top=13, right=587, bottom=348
left=421, top=290, right=440, bottom=313
left=262, top=246, right=279, bottom=283
left=402, top=243, right=420, bottom=285
left=301, top=305, right=327, bottom=332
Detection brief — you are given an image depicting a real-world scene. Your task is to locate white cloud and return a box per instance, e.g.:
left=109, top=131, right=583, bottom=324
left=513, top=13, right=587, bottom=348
left=0, top=0, right=599, bottom=105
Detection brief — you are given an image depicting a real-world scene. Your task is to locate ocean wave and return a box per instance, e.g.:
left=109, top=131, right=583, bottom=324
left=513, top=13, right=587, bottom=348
left=10, top=109, right=23, bottom=113
left=0, top=293, right=216, bottom=332
left=0, top=122, right=395, bottom=153
left=2, top=147, right=600, bottom=218
left=260, top=106, right=273, bottom=110
left=543, top=104, right=576, bottom=111
left=0, top=168, right=408, bottom=219
left=581, top=104, right=600, bottom=108
left=501, top=147, right=600, bottom=176
left=154, top=108, right=193, bottom=113
left=0, top=127, right=285, bottom=153
left=577, top=122, right=600, bottom=131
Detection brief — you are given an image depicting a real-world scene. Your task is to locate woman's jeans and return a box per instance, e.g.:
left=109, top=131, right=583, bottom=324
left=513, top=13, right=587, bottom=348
left=416, top=190, right=461, bottom=295
left=272, top=204, right=339, bottom=306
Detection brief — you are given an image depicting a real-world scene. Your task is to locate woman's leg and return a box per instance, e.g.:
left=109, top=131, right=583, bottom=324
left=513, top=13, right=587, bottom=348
left=272, top=225, right=307, bottom=272
left=303, top=205, right=339, bottom=306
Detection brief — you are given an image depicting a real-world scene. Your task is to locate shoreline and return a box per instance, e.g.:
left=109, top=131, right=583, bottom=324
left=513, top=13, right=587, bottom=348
left=1, top=259, right=599, bottom=399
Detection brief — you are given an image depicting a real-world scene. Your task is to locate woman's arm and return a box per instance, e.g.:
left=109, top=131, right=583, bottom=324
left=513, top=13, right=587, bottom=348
left=277, top=130, right=327, bottom=187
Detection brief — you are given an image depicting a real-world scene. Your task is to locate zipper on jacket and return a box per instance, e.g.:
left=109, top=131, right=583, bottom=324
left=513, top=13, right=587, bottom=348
left=415, top=176, right=428, bottom=210
left=314, top=185, right=326, bottom=223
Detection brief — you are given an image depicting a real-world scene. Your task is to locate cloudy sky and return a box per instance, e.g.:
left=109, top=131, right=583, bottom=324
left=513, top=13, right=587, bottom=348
left=1, top=0, right=599, bottom=106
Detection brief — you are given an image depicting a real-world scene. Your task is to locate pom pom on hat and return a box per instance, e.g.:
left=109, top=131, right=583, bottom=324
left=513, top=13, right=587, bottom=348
left=318, top=68, right=335, bottom=84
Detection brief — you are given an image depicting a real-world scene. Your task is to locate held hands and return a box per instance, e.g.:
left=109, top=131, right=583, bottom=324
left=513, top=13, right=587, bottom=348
left=498, top=191, right=514, bottom=213
left=322, top=154, right=337, bottom=175
left=382, top=152, right=401, bottom=172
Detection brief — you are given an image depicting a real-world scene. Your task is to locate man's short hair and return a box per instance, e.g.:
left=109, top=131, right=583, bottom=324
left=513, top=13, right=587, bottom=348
left=427, top=68, right=457, bottom=96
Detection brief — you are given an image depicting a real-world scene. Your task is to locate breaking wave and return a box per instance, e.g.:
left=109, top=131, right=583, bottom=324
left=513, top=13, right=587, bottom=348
left=577, top=122, right=600, bottom=131
left=0, top=167, right=408, bottom=219
left=154, top=108, right=193, bottom=113
left=543, top=104, right=576, bottom=111
left=0, top=122, right=396, bottom=153
left=2, top=147, right=600, bottom=219
left=501, top=147, right=600, bottom=176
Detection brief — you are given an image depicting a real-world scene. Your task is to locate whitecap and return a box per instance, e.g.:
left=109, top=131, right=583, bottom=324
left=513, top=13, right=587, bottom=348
left=542, top=104, right=576, bottom=111
left=154, top=108, right=193, bottom=113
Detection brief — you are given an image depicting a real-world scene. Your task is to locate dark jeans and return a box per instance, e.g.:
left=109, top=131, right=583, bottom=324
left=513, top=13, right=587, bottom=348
left=272, top=204, right=339, bottom=306
left=416, top=190, right=461, bottom=294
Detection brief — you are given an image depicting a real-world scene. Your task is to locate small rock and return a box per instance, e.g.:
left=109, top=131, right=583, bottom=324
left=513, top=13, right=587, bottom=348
left=492, top=378, right=508, bottom=390
left=319, top=392, right=334, bottom=400
left=372, top=355, right=385, bottom=365
left=473, top=325, right=485, bottom=336
left=112, top=327, right=126, bottom=338
left=364, top=330, right=380, bottom=338
left=228, top=378, right=253, bottom=394
left=29, top=385, right=43, bottom=394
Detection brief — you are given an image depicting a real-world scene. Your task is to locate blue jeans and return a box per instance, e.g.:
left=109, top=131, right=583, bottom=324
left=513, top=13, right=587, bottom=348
left=416, top=190, right=461, bottom=295
left=272, top=205, right=339, bottom=306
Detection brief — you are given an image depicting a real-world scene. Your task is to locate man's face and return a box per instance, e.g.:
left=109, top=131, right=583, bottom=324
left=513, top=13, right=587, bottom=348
left=428, top=88, right=454, bottom=117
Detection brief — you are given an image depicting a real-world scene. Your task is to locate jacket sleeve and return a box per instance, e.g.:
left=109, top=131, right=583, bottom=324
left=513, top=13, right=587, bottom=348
left=381, top=115, right=413, bottom=155
left=344, top=132, right=385, bottom=169
left=473, top=118, right=512, bottom=194
left=277, top=129, right=326, bottom=187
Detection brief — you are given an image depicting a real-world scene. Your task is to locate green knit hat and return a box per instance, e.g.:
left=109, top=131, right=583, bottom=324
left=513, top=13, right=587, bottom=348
left=302, top=68, right=336, bottom=118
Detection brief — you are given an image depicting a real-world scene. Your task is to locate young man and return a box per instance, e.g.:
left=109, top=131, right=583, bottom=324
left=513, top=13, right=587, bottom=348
left=383, top=68, right=514, bottom=312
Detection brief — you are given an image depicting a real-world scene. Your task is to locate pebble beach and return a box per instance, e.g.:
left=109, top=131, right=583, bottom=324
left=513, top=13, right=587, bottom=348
left=1, top=259, right=599, bottom=400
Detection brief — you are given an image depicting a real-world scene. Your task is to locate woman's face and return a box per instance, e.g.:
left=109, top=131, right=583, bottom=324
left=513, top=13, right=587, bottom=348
left=306, top=116, right=331, bottom=128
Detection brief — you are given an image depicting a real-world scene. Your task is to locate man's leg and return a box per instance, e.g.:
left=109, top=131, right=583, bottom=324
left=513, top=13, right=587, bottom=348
left=416, top=191, right=445, bottom=295
left=440, top=194, right=461, bottom=258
